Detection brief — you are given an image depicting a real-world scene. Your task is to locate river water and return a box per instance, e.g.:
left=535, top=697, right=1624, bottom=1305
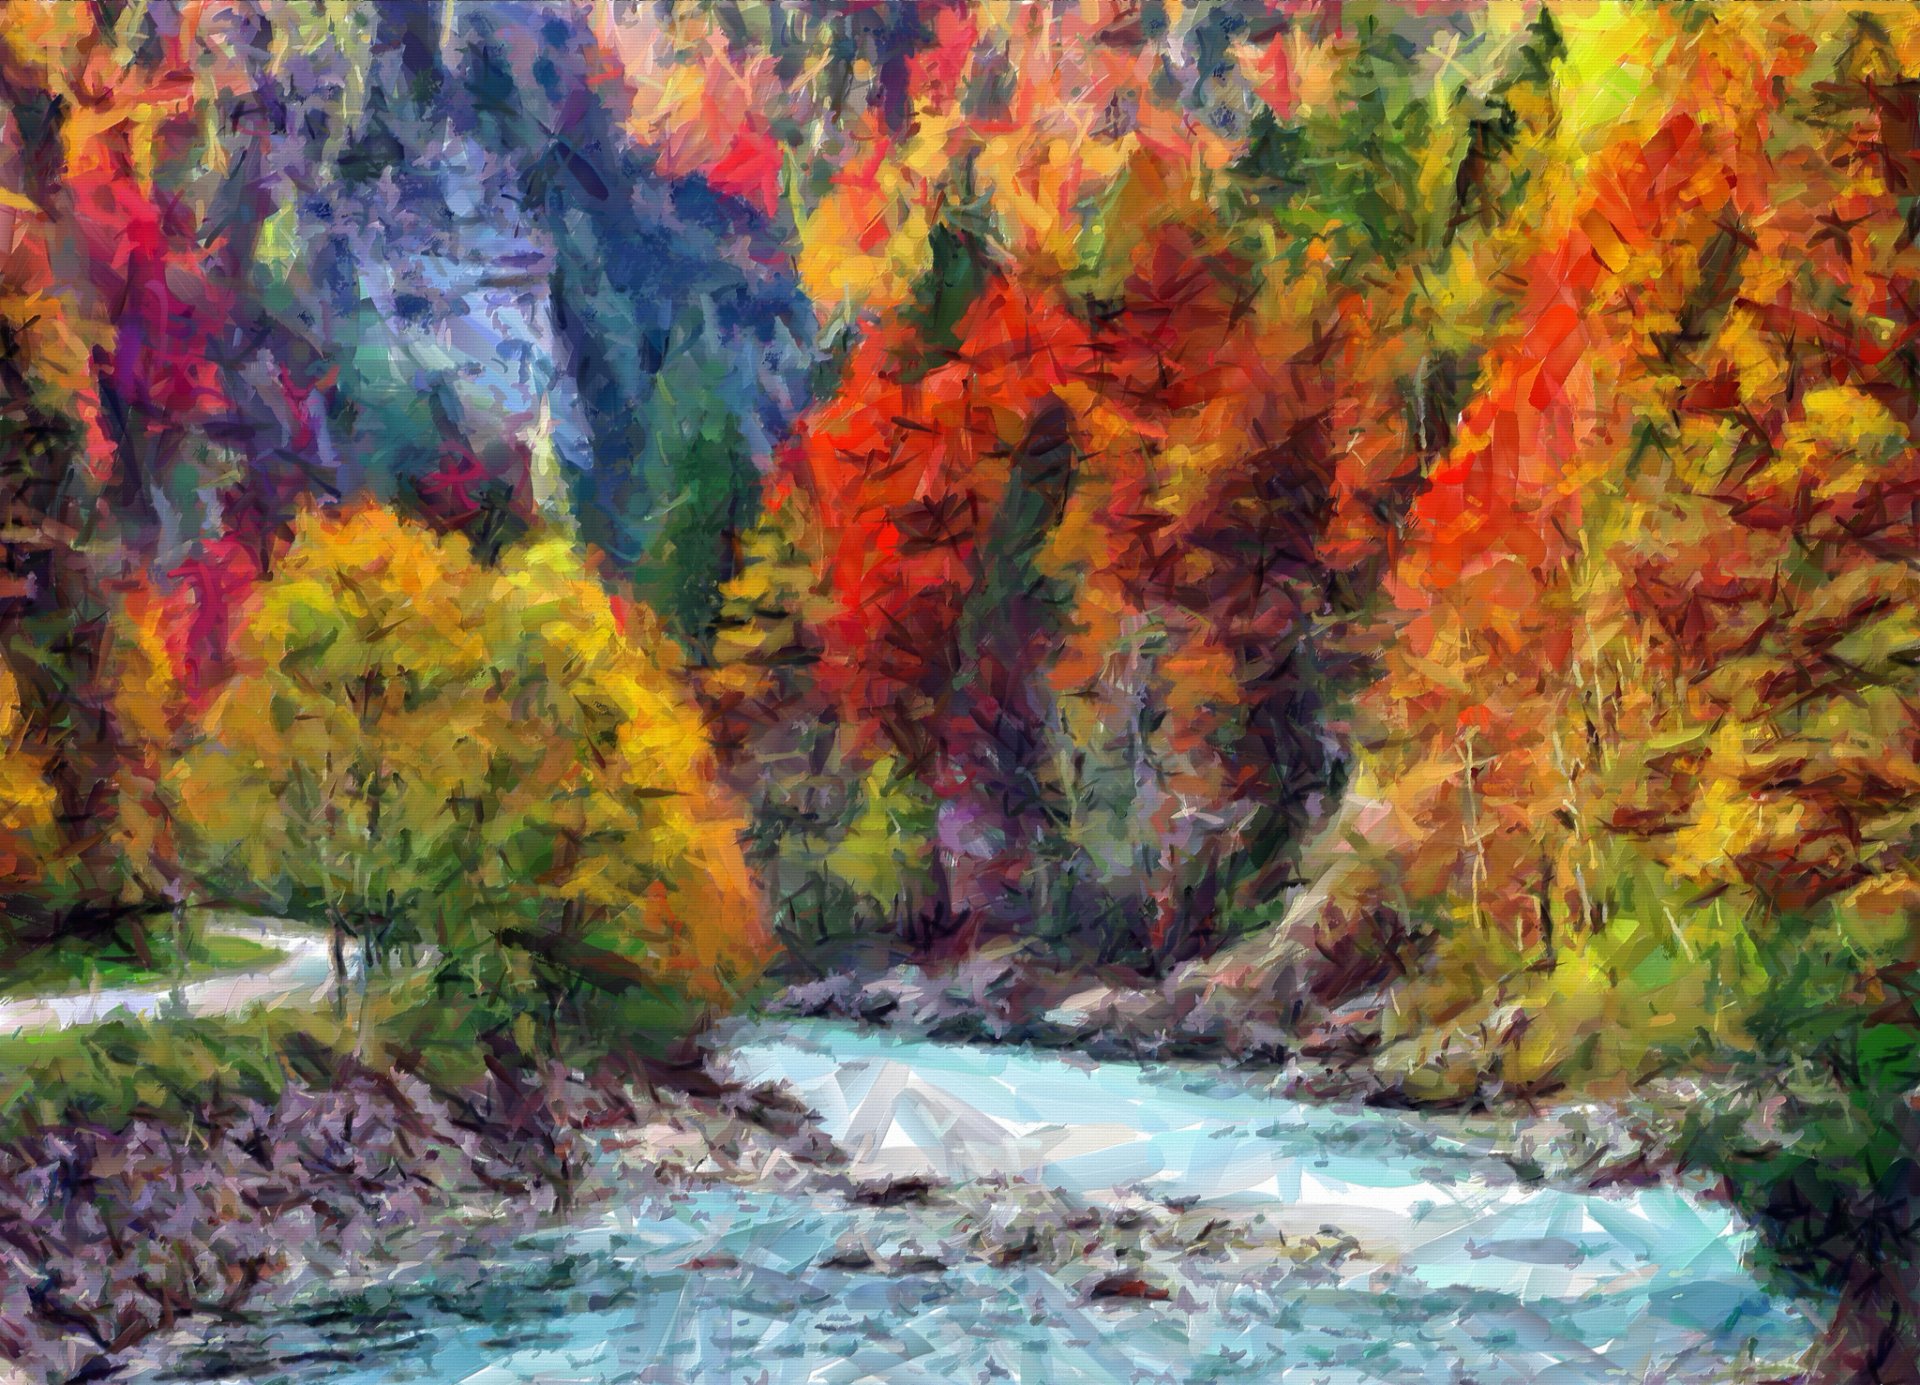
left=140, top=1021, right=1814, bottom=1384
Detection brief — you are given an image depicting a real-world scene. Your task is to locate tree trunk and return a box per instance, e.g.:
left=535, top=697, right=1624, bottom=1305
left=125, top=914, right=154, bottom=971
left=1538, top=850, right=1557, bottom=967
left=328, top=909, right=348, bottom=1019
left=1155, top=847, right=1222, bottom=974
left=171, top=899, right=189, bottom=984
left=354, top=930, right=374, bottom=1060
left=918, top=849, right=957, bottom=952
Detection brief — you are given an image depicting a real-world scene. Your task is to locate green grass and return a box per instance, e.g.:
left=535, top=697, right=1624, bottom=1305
left=0, top=950, right=719, bottom=1139
left=0, top=966, right=436, bottom=1136
left=0, top=926, right=284, bottom=1000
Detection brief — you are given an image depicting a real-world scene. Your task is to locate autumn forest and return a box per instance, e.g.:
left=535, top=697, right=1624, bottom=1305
left=0, top=1, right=1915, bottom=1382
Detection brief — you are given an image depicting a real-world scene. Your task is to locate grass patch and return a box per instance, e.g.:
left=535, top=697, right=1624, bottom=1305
left=0, top=966, right=433, bottom=1136
left=0, top=923, right=284, bottom=1000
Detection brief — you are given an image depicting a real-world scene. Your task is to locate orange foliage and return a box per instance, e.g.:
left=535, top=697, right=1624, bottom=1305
left=0, top=2, right=237, bottom=470
left=771, top=111, right=1406, bottom=950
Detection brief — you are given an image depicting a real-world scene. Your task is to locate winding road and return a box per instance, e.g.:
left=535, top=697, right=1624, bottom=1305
left=0, top=916, right=343, bottom=1037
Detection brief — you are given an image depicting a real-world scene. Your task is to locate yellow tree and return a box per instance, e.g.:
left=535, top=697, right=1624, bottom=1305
left=171, top=503, right=770, bottom=1049
left=0, top=660, right=55, bottom=910
left=1352, top=2, right=1785, bottom=962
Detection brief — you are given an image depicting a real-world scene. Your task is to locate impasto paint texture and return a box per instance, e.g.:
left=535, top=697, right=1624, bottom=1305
left=0, top=1, right=1913, bottom=1381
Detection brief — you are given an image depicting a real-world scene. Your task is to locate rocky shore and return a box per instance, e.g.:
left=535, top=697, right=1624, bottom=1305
left=764, top=939, right=1773, bottom=1204
left=0, top=1049, right=840, bottom=1384
left=115, top=1041, right=1387, bottom=1385
left=82, top=1009, right=1819, bottom=1385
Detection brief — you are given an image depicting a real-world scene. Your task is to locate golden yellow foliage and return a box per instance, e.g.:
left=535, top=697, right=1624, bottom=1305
left=0, top=662, right=55, bottom=891
left=172, top=503, right=771, bottom=1002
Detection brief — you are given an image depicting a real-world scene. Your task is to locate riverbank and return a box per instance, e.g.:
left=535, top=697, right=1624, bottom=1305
left=0, top=1023, right=839, bottom=1385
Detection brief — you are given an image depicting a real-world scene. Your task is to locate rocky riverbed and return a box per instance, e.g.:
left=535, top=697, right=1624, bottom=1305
left=778, top=952, right=1637, bottom=1147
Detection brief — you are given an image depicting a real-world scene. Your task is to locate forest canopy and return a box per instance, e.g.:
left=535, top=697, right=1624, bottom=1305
left=2, top=2, right=1920, bottom=1373
left=0, top=0, right=1916, bottom=1060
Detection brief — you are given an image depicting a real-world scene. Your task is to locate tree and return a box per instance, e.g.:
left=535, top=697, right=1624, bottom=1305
left=691, top=0, right=1571, bottom=967
left=1340, top=5, right=1920, bottom=1372
left=0, top=0, right=262, bottom=927
left=742, top=136, right=1380, bottom=961
left=1349, top=0, right=1771, bottom=964
left=170, top=503, right=771, bottom=1052
left=0, top=659, right=55, bottom=909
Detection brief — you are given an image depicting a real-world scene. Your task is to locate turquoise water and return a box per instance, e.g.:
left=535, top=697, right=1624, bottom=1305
left=143, top=1023, right=1815, bottom=1383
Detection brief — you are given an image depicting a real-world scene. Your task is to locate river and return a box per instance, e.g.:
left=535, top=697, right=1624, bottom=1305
left=136, top=1020, right=1815, bottom=1384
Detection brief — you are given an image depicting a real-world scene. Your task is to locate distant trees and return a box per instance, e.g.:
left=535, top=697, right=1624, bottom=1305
left=718, top=131, right=1369, bottom=964
left=699, top=0, right=1568, bottom=968
left=0, top=0, right=242, bottom=924
left=0, top=0, right=364, bottom=933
